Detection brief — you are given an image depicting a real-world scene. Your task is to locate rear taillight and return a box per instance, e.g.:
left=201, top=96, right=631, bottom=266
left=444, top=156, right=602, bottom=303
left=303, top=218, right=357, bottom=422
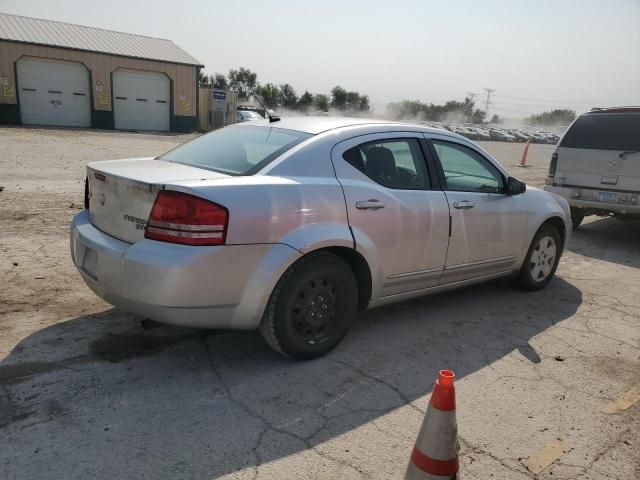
left=144, top=191, right=228, bottom=246
left=548, top=153, right=558, bottom=176
left=84, top=177, right=89, bottom=209
left=545, top=153, right=559, bottom=186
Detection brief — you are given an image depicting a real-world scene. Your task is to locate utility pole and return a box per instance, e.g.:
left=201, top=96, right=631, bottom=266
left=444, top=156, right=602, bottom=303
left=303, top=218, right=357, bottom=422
left=483, top=88, right=495, bottom=119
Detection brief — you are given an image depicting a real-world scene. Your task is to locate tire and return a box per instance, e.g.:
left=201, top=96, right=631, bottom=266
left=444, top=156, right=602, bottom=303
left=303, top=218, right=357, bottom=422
left=570, top=207, right=585, bottom=229
left=259, top=252, right=358, bottom=360
left=516, top=224, right=562, bottom=291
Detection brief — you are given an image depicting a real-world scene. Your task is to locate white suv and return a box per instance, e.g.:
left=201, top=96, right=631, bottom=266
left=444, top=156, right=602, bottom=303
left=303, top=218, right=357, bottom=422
left=545, top=107, right=640, bottom=228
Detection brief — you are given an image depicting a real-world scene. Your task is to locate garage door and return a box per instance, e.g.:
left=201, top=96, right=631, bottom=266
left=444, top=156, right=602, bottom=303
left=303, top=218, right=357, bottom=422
left=113, top=70, right=170, bottom=131
left=17, top=57, right=91, bottom=127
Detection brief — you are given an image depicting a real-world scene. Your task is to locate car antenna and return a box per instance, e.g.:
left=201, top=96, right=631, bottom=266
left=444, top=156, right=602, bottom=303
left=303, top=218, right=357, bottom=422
left=251, top=91, right=280, bottom=123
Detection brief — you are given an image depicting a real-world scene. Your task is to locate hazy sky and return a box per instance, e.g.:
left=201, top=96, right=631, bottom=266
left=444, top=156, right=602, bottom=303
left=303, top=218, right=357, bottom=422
left=2, top=0, right=639, bottom=117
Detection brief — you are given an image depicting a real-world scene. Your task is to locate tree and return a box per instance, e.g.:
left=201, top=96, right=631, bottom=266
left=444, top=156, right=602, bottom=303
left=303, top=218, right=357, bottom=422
left=471, top=109, right=486, bottom=124
left=331, top=86, right=348, bottom=109
left=197, top=69, right=207, bottom=87
left=490, top=114, right=501, bottom=124
left=462, top=96, right=475, bottom=117
left=228, top=67, right=258, bottom=100
left=297, top=91, right=314, bottom=110
left=278, top=84, right=298, bottom=109
left=527, top=109, right=576, bottom=126
left=358, top=95, right=370, bottom=112
left=346, top=91, right=360, bottom=110
left=211, top=73, right=228, bottom=89
left=387, top=100, right=427, bottom=119
left=314, top=94, right=330, bottom=111
left=254, top=83, right=280, bottom=109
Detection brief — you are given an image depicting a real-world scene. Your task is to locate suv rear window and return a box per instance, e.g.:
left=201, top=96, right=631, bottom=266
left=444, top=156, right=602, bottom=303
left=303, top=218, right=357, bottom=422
left=159, top=125, right=312, bottom=175
left=560, top=113, right=640, bottom=151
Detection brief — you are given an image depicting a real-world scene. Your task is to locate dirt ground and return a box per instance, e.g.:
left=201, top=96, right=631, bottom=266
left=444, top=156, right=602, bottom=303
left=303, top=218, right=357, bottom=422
left=1, top=126, right=638, bottom=480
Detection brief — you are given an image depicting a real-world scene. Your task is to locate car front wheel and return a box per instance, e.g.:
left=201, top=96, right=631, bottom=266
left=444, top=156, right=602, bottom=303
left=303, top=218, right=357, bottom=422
left=259, top=252, right=358, bottom=360
left=516, top=224, right=562, bottom=291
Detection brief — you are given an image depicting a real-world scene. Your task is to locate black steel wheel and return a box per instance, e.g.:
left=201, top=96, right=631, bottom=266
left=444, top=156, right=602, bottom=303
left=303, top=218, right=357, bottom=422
left=260, top=252, right=358, bottom=360
left=516, top=224, right=562, bottom=291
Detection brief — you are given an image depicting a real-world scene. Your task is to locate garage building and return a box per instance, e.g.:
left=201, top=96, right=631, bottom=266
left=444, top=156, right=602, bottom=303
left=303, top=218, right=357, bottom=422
left=0, top=13, right=203, bottom=132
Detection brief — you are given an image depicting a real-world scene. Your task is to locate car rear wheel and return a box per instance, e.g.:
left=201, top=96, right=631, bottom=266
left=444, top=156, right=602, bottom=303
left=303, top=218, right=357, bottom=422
left=516, top=224, right=562, bottom=291
left=259, top=252, right=358, bottom=360
left=570, top=207, right=585, bottom=229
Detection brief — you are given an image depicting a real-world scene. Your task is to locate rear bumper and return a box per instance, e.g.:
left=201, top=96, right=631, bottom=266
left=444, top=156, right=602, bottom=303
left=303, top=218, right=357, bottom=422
left=70, top=210, right=302, bottom=329
left=544, top=186, right=640, bottom=214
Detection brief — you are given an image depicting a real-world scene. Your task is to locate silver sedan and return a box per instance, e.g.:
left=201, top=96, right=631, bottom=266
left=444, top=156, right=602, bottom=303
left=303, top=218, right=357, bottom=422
left=71, top=117, right=571, bottom=359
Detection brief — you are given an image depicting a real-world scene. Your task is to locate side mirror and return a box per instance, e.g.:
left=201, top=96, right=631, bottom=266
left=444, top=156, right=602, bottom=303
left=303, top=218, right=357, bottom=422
left=507, top=177, right=526, bottom=195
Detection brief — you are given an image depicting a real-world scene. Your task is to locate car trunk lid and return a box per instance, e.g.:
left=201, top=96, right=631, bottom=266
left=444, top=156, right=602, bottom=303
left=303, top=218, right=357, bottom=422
left=87, top=158, right=230, bottom=243
left=554, top=147, right=640, bottom=191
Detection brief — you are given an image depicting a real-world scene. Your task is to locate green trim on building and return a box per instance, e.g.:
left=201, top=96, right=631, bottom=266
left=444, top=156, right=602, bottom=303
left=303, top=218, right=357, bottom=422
left=92, top=109, right=114, bottom=129
left=0, top=103, right=20, bottom=124
left=172, top=115, right=197, bottom=133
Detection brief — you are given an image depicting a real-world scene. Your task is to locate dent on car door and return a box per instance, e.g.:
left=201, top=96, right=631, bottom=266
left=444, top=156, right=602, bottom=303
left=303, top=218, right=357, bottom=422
left=331, top=133, right=450, bottom=298
left=428, top=137, right=528, bottom=284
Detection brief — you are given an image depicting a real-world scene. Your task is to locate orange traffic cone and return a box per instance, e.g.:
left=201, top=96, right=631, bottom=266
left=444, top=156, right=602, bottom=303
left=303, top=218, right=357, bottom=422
left=405, top=370, right=459, bottom=479
left=517, top=139, right=532, bottom=167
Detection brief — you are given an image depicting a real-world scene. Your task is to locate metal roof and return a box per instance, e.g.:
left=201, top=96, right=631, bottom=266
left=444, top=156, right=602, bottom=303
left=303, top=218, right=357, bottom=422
left=0, top=12, right=203, bottom=67
left=589, top=106, right=640, bottom=113
left=229, top=115, right=462, bottom=137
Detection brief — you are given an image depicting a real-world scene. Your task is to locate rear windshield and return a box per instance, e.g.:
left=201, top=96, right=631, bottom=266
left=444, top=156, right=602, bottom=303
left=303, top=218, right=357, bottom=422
left=560, top=113, right=640, bottom=151
left=159, top=125, right=312, bottom=175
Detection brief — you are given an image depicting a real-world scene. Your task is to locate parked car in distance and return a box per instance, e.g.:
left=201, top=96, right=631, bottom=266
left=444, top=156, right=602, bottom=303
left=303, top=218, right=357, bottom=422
left=489, top=129, right=517, bottom=142
left=236, top=110, right=263, bottom=122
left=508, top=130, right=530, bottom=142
left=544, top=107, right=640, bottom=228
left=455, top=127, right=478, bottom=140
left=72, top=117, right=571, bottom=359
left=470, top=127, right=491, bottom=140
left=529, top=132, right=553, bottom=144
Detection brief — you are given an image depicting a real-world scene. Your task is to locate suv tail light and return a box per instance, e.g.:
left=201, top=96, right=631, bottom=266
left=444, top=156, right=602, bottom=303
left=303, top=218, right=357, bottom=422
left=84, top=176, right=89, bottom=209
left=546, top=153, right=558, bottom=186
left=144, top=191, right=228, bottom=246
left=548, top=153, right=558, bottom=176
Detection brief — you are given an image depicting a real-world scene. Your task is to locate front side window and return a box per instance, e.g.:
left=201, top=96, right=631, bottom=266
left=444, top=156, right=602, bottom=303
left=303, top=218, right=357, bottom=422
left=159, top=125, right=311, bottom=175
left=432, top=140, right=504, bottom=193
left=342, top=138, right=430, bottom=189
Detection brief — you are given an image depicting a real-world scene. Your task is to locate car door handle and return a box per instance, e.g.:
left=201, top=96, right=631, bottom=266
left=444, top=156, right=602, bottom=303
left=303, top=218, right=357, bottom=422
left=453, top=201, right=475, bottom=210
left=355, top=200, right=386, bottom=210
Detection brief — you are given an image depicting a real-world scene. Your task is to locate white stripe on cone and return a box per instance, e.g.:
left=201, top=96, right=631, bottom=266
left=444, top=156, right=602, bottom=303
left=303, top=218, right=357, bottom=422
left=414, top=405, right=458, bottom=461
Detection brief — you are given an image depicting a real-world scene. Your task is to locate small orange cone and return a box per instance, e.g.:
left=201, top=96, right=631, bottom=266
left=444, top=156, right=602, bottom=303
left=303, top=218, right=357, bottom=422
left=405, top=370, right=459, bottom=479
left=517, top=140, right=532, bottom=168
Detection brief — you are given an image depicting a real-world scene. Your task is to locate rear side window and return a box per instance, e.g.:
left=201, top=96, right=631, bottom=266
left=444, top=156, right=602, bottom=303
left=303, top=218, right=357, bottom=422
left=560, top=113, right=640, bottom=151
left=159, top=125, right=311, bottom=175
left=342, top=138, right=431, bottom=189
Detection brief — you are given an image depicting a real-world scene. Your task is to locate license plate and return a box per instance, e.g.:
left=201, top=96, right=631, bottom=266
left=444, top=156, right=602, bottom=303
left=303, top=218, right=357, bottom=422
left=595, top=191, right=617, bottom=203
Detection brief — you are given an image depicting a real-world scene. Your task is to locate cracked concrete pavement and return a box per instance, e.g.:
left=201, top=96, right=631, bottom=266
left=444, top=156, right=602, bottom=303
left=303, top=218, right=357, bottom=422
left=0, top=127, right=638, bottom=479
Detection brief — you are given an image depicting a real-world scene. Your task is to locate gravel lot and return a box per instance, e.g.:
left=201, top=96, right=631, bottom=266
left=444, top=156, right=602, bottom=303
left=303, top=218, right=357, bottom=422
left=1, top=127, right=638, bottom=479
